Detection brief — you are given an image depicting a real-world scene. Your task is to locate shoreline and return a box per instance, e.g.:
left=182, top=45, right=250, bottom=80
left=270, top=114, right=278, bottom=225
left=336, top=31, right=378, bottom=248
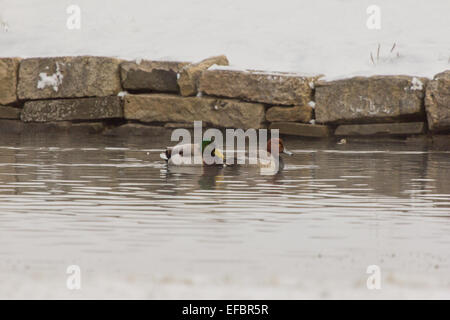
left=0, top=55, right=449, bottom=140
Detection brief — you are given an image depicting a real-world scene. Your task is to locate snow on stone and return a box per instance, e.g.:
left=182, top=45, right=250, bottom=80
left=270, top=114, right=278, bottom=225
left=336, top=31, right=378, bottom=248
left=410, top=77, right=424, bottom=91
left=308, top=101, right=316, bottom=108
left=37, top=62, right=63, bottom=92
left=117, top=91, right=128, bottom=98
left=208, top=65, right=318, bottom=79
left=208, top=64, right=247, bottom=72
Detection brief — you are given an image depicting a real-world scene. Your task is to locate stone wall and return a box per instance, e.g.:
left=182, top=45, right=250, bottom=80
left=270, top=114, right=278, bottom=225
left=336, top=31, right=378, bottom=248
left=0, top=55, right=448, bottom=139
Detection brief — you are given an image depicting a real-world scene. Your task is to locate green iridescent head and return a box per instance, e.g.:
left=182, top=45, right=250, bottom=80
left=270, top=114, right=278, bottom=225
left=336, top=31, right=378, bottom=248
left=201, top=139, right=214, bottom=153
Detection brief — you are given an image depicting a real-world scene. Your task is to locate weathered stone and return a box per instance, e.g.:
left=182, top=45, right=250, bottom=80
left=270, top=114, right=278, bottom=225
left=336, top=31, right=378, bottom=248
left=164, top=122, right=197, bottom=128
left=22, top=121, right=105, bottom=135
left=269, top=122, right=331, bottom=137
left=18, top=56, right=122, bottom=100
left=120, top=60, right=189, bottom=93
left=0, top=119, right=156, bottom=136
left=21, top=96, right=123, bottom=122
left=0, top=119, right=104, bottom=135
left=425, top=71, right=450, bottom=132
left=200, top=68, right=319, bottom=105
left=178, top=55, right=229, bottom=96
left=124, top=94, right=266, bottom=129
left=0, top=105, right=21, bottom=119
left=103, top=123, right=169, bottom=137
left=315, top=76, right=427, bottom=124
left=335, top=122, right=425, bottom=136
left=0, top=58, right=21, bottom=105
left=266, top=105, right=313, bottom=123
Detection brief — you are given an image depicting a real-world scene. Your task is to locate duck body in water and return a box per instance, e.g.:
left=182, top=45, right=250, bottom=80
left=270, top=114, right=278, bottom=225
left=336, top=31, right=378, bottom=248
left=160, top=139, right=225, bottom=166
left=225, top=138, right=292, bottom=174
left=160, top=138, right=292, bottom=174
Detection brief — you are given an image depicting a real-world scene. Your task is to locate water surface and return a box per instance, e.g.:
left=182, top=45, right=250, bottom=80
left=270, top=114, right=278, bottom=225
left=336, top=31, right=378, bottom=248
left=0, top=133, right=449, bottom=299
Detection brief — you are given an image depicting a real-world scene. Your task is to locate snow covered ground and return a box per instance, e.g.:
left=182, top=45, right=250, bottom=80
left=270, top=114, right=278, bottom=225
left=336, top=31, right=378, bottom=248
left=0, top=0, right=449, bottom=79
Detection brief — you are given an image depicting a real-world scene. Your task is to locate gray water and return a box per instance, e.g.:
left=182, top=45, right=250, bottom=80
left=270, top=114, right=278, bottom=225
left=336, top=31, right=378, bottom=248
left=0, top=133, right=449, bottom=299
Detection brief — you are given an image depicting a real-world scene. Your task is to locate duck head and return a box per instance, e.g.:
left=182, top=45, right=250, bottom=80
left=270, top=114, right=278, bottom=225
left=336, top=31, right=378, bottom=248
left=267, top=138, right=293, bottom=156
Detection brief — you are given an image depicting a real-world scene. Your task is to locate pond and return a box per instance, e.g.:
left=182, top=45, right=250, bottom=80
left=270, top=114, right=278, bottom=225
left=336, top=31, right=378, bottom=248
left=0, top=133, right=449, bottom=299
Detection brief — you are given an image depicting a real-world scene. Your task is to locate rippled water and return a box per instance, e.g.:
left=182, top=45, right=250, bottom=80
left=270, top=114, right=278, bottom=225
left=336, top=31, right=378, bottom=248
left=0, top=133, right=449, bottom=299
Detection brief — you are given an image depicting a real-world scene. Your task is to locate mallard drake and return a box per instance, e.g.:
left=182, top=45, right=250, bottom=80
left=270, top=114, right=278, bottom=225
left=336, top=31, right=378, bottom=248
left=160, top=139, right=225, bottom=166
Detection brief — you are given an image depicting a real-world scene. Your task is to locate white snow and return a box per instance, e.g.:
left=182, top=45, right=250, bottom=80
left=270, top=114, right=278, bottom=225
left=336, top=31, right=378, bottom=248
left=37, top=62, right=63, bottom=92
left=0, top=0, right=448, bottom=80
left=208, top=64, right=249, bottom=72
left=117, top=91, right=128, bottom=98
left=308, top=101, right=316, bottom=108
left=2, top=270, right=450, bottom=299
left=209, top=64, right=319, bottom=78
left=410, top=77, right=424, bottom=91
